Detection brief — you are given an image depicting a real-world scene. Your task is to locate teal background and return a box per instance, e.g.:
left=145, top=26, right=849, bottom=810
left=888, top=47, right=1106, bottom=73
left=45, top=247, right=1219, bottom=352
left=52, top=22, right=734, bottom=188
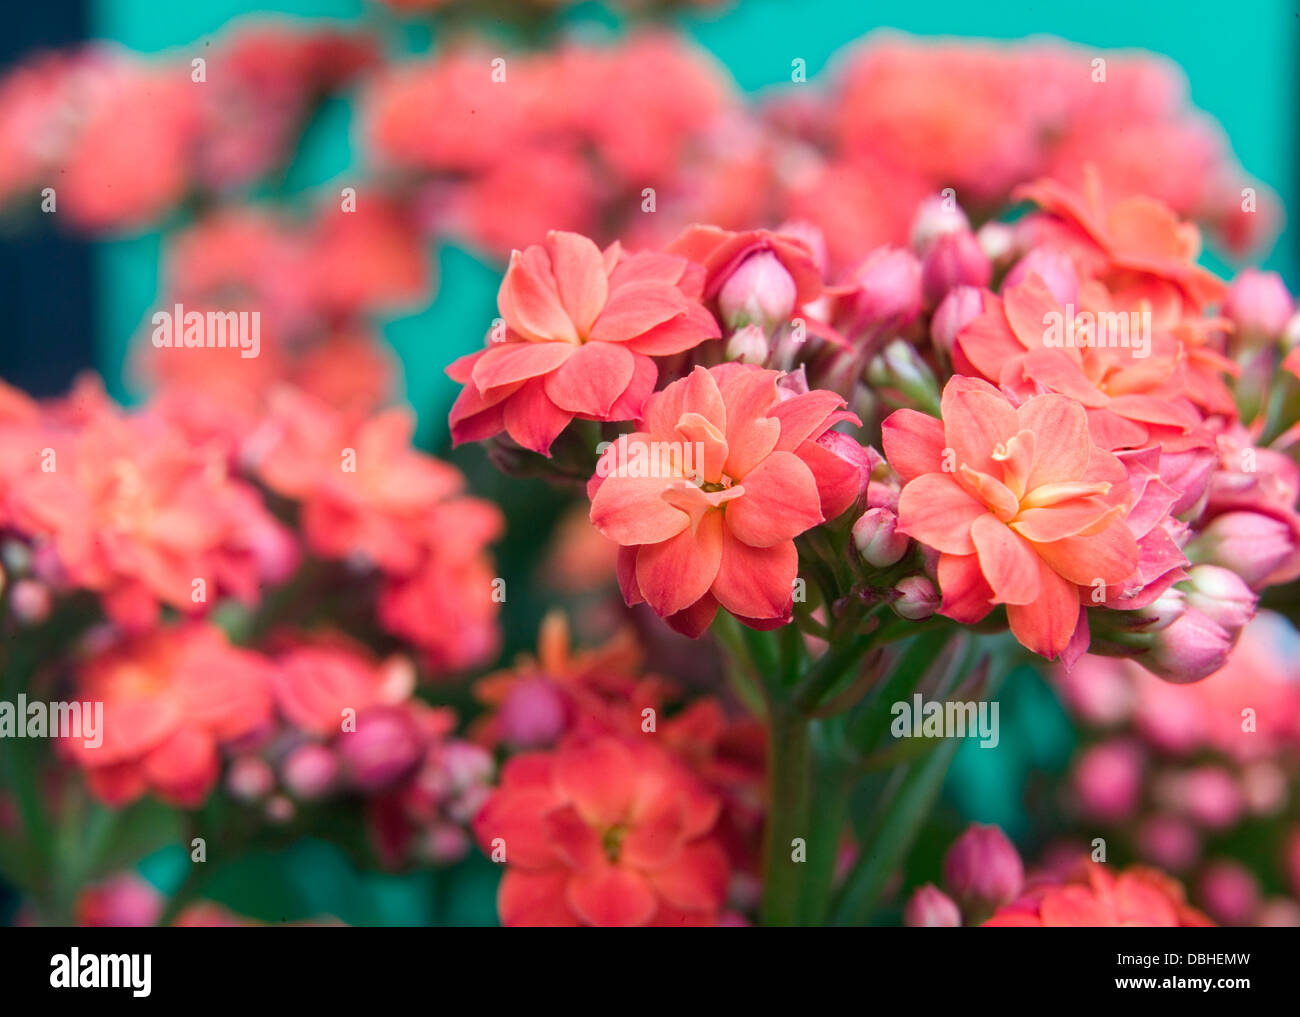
left=78, top=0, right=1299, bottom=921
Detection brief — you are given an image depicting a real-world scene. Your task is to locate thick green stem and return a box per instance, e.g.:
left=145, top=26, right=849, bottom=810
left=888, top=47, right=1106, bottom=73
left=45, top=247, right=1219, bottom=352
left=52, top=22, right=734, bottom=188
left=760, top=706, right=812, bottom=927
left=796, top=739, right=854, bottom=925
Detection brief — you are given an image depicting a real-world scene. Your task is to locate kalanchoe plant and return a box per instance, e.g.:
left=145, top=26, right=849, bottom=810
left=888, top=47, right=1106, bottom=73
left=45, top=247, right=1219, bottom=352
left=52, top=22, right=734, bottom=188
left=449, top=178, right=1300, bottom=925
left=0, top=13, right=1297, bottom=931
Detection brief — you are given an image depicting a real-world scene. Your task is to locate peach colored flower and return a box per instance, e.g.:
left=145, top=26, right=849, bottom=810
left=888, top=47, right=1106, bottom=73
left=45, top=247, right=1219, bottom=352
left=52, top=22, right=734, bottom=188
left=473, top=736, right=729, bottom=926
left=9, top=401, right=295, bottom=630
left=64, top=625, right=274, bottom=808
left=954, top=273, right=1217, bottom=453
left=470, top=613, right=672, bottom=750
left=883, top=377, right=1141, bottom=659
left=589, top=363, right=862, bottom=636
left=270, top=636, right=415, bottom=737
left=448, top=230, right=720, bottom=455
left=985, top=858, right=1212, bottom=927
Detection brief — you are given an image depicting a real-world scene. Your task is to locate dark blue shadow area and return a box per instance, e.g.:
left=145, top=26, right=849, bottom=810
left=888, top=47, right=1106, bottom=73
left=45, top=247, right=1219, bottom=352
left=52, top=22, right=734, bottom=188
left=0, top=0, right=93, bottom=398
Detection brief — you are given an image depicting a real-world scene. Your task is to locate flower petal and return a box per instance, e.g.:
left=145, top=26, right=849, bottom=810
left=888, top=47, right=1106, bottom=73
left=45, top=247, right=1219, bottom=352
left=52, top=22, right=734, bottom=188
left=724, top=451, right=822, bottom=547
left=1005, top=558, right=1082, bottom=659
left=710, top=527, right=797, bottom=621
left=567, top=866, right=658, bottom=927
left=548, top=231, right=608, bottom=336
left=881, top=408, right=946, bottom=484
left=502, top=377, right=573, bottom=455
left=542, top=341, right=636, bottom=417
left=471, top=341, right=575, bottom=392
left=635, top=510, right=724, bottom=617
left=896, top=473, right=986, bottom=555
left=971, top=513, right=1041, bottom=606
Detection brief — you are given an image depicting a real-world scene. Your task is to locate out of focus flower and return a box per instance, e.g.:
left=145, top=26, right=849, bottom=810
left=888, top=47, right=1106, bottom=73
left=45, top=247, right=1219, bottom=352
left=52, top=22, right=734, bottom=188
left=903, top=884, right=961, bottom=927
left=471, top=613, right=665, bottom=750
left=64, top=625, right=275, bottom=808
left=474, top=736, right=729, bottom=926
left=943, top=823, right=1024, bottom=918
left=986, top=858, right=1212, bottom=926
left=1223, top=269, right=1292, bottom=346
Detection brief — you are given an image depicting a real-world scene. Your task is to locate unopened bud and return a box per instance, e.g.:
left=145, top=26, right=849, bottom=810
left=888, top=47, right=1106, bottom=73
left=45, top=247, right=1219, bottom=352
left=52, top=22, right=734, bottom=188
left=725, top=323, right=771, bottom=365
left=717, top=251, right=798, bottom=332
left=942, top=823, right=1024, bottom=918
left=852, top=507, right=909, bottom=568
left=892, top=575, right=939, bottom=620
left=904, top=884, right=962, bottom=927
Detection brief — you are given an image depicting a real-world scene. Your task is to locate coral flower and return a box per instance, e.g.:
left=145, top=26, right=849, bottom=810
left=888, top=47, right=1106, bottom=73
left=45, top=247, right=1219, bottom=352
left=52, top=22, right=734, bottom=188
left=985, top=858, right=1212, bottom=927
left=883, top=377, right=1140, bottom=659
left=473, top=736, right=729, bottom=926
left=271, top=637, right=416, bottom=737
left=589, top=363, right=862, bottom=637
left=1016, top=174, right=1226, bottom=310
left=448, top=230, right=720, bottom=455
left=953, top=273, right=1215, bottom=453
left=12, top=404, right=295, bottom=630
left=63, top=625, right=275, bottom=808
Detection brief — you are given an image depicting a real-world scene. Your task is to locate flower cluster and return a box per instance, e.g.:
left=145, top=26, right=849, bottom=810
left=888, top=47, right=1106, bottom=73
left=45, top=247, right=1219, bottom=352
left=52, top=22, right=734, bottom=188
left=2, top=10, right=1297, bottom=935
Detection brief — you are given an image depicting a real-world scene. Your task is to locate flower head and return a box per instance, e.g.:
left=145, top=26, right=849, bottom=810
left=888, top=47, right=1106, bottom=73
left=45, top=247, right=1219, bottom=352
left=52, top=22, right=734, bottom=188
left=883, top=377, right=1141, bottom=659
left=448, top=230, right=720, bottom=454
left=473, top=736, right=729, bottom=926
left=589, top=363, right=862, bottom=636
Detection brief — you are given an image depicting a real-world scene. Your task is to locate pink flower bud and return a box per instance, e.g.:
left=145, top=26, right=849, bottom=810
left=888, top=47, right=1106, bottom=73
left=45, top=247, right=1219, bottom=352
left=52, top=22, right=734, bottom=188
left=852, top=507, right=909, bottom=568
left=497, top=677, right=568, bottom=750
left=1144, top=608, right=1232, bottom=683
left=425, top=823, right=472, bottom=865
left=717, top=251, right=798, bottom=332
left=847, top=247, right=923, bottom=332
left=10, top=579, right=50, bottom=625
left=226, top=755, right=275, bottom=802
left=1187, top=512, right=1295, bottom=589
left=910, top=194, right=970, bottom=254
left=1178, top=766, right=1244, bottom=829
left=337, top=706, right=425, bottom=791
left=904, top=884, right=962, bottom=927
left=1224, top=268, right=1292, bottom=341
left=930, top=285, right=984, bottom=352
left=1074, top=740, right=1144, bottom=822
left=921, top=230, right=991, bottom=306
left=1197, top=861, right=1259, bottom=926
left=1136, top=815, right=1199, bottom=872
left=1004, top=247, right=1079, bottom=308
left=942, top=823, right=1024, bottom=915
left=1180, top=564, right=1256, bottom=636
left=1240, top=761, right=1287, bottom=815
left=281, top=743, right=339, bottom=800
left=75, top=875, right=163, bottom=928
left=724, top=323, right=770, bottom=365
left=892, top=575, right=939, bottom=619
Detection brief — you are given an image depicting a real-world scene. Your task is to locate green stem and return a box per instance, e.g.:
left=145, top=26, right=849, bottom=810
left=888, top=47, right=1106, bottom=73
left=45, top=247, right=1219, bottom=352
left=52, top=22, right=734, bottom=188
left=796, top=733, right=854, bottom=925
left=760, top=705, right=812, bottom=927
left=832, top=736, right=961, bottom=925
